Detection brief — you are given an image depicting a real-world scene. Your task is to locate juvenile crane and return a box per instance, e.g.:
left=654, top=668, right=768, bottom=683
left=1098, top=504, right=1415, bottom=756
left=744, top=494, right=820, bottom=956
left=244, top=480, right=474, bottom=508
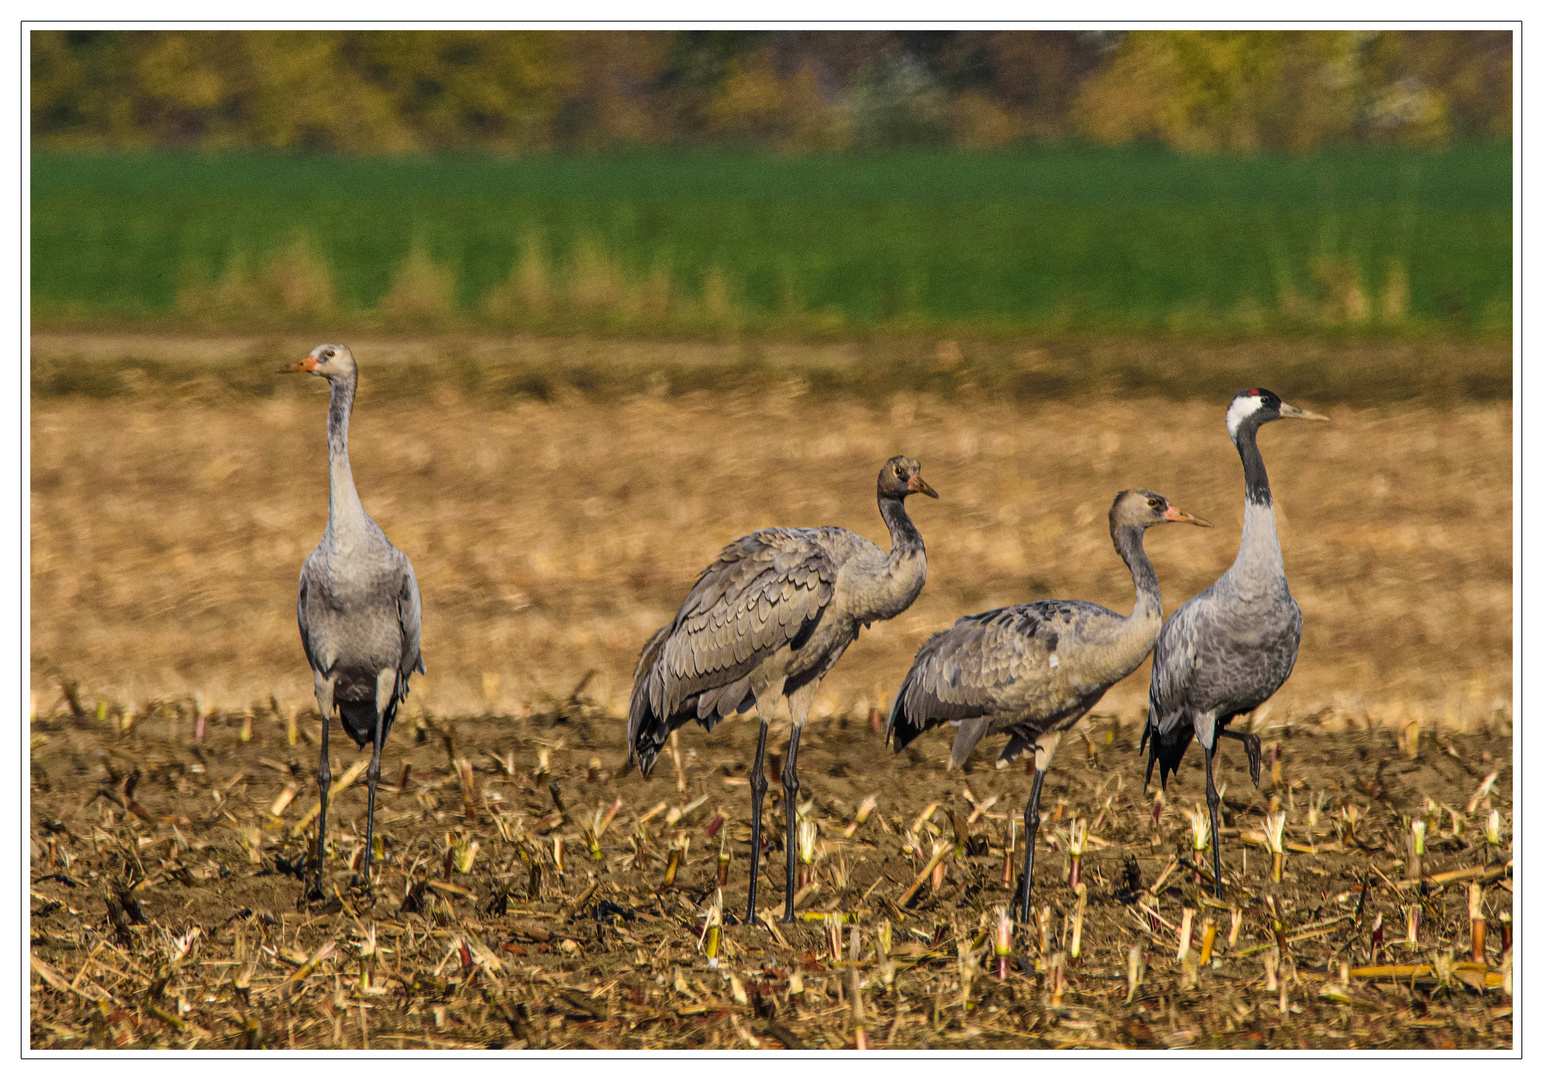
left=630, top=456, right=939, bottom=924
left=1144, top=388, right=1328, bottom=899
left=288, top=344, right=425, bottom=893
left=888, top=490, right=1211, bottom=921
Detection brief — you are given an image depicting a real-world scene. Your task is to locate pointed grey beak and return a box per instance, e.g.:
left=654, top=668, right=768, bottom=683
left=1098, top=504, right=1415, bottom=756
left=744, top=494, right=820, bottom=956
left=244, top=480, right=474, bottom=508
left=1280, top=402, right=1329, bottom=422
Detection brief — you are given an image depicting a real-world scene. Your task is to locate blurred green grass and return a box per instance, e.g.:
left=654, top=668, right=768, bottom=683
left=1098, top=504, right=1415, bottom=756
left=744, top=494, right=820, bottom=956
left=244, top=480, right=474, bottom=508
left=31, top=145, right=1512, bottom=336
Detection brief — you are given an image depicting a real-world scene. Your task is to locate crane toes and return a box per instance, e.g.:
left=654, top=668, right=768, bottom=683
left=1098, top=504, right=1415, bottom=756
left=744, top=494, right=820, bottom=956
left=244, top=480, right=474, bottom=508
left=1244, top=734, right=1263, bottom=787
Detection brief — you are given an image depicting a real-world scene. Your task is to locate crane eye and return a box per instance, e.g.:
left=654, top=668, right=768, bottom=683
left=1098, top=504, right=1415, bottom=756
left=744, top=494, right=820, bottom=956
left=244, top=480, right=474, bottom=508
left=324, top=349, right=336, bottom=359
left=1148, top=498, right=1160, bottom=508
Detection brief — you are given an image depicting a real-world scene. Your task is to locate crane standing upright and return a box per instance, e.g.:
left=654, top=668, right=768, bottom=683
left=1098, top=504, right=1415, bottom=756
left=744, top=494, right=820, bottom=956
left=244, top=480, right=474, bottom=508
left=289, top=344, right=426, bottom=894
left=888, top=489, right=1211, bottom=920
left=1144, top=388, right=1328, bottom=899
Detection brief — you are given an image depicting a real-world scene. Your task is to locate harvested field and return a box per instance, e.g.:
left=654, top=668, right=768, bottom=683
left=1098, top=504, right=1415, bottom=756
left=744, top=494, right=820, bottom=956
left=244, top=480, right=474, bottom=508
left=28, top=696, right=1513, bottom=1049
left=29, top=334, right=1513, bottom=1048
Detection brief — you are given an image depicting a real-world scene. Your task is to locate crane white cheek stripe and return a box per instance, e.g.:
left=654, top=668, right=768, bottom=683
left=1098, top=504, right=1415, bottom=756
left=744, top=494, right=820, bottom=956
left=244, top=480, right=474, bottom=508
left=1225, top=393, right=1266, bottom=438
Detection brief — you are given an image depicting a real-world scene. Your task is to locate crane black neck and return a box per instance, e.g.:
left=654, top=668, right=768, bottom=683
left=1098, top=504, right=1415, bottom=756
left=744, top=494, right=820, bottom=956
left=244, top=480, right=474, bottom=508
left=1233, top=417, right=1273, bottom=508
left=878, top=493, right=925, bottom=557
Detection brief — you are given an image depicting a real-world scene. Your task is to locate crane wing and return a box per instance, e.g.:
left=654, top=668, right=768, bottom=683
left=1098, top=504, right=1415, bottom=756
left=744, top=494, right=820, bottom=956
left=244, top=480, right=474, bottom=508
left=629, top=528, right=836, bottom=769
left=296, top=550, right=326, bottom=674
left=396, top=550, right=426, bottom=681
left=657, top=527, right=836, bottom=712
left=888, top=602, right=1105, bottom=754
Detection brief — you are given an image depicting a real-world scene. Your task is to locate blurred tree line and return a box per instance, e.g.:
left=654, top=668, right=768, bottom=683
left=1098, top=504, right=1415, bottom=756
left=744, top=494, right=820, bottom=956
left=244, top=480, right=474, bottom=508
left=32, top=29, right=1511, bottom=155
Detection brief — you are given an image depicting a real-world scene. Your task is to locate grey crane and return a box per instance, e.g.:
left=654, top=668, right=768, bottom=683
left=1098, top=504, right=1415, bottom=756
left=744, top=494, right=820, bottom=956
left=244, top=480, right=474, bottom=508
left=888, top=490, right=1210, bottom=921
left=1143, top=388, right=1328, bottom=899
left=629, top=456, right=938, bottom=924
left=287, top=344, right=425, bottom=893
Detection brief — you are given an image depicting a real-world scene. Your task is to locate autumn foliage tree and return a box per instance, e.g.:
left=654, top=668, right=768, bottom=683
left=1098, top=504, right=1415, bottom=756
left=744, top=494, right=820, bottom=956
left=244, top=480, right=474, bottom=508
left=31, top=29, right=1510, bottom=155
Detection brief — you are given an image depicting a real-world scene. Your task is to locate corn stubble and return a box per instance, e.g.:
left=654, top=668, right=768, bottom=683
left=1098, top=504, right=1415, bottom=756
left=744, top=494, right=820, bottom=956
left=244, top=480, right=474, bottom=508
left=29, top=683, right=1511, bottom=1049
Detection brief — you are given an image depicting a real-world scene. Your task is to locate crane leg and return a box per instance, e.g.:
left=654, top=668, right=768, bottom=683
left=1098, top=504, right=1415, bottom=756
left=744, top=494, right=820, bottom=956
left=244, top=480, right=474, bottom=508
left=1203, top=742, right=1224, bottom=899
left=1016, top=766, right=1046, bottom=924
left=1220, top=728, right=1263, bottom=788
left=745, top=717, right=770, bottom=926
left=361, top=672, right=393, bottom=885
left=310, top=672, right=335, bottom=898
left=780, top=724, right=803, bottom=924
left=314, top=718, right=333, bottom=895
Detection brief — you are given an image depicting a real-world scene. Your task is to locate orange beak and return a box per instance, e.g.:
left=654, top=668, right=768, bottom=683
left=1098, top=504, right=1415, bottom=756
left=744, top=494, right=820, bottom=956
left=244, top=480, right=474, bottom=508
left=1164, top=505, right=1212, bottom=527
left=907, top=474, right=940, bottom=499
left=282, top=357, right=318, bottom=374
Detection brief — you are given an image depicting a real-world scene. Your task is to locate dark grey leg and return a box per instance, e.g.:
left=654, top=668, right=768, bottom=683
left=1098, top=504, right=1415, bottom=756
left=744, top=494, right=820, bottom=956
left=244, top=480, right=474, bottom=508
left=362, top=706, right=386, bottom=883
left=1204, top=742, right=1224, bottom=899
left=780, top=724, right=803, bottom=924
left=313, top=713, right=332, bottom=895
left=745, top=718, right=770, bottom=926
left=1220, top=728, right=1262, bottom=788
left=1016, top=767, right=1046, bottom=924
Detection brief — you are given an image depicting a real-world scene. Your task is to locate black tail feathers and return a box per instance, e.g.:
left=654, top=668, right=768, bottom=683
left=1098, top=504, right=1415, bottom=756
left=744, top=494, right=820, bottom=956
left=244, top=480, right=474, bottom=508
left=337, top=696, right=397, bottom=751
left=885, top=676, right=921, bottom=753
left=1142, top=720, right=1194, bottom=790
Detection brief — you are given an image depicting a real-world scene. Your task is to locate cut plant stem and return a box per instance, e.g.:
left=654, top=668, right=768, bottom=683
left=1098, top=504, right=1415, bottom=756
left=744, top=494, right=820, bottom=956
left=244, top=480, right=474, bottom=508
left=1125, top=945, right=1144, bottom=1004
left=1067, top=818, right=1087, bottom=890
left=1228, top=907, right=1242, bottom=949
left=994, top=905, right=1012, bottom=979
left=898, top=842, right=950, bottom=908
left=1408, top=819, right=1426, bottom=880
left=1177, top=907, right=1195, bottom=962
left=670, top=730, right=687, bottom=793
left=1470, top=882, right=1486, bottom=963
left=797, top=818, right=818, bottom=888
left=1265, top=811, right=1287, bottom=882
left=1188, top=805, right=1211, bottom=880
left=1199, top=919, right=1218, bottom=965
left=1070, top=884, right=1087, bottom=960
left=1002, top=817, right=1016, bottom=888
left=717, top=842, right=731, bottom=888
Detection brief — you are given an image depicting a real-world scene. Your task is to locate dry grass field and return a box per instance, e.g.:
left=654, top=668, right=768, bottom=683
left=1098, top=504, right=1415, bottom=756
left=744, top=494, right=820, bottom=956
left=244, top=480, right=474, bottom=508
left=29, top=335, right=1513, bottom=1049
left=31, top=343, right=1511, bottom=724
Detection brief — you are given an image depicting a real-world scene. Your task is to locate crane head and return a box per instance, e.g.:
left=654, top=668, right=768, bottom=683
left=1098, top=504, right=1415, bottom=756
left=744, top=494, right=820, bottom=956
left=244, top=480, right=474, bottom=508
left=1111, top=489, right=1213, bottom=533
left=1226, top=388, right=1330, bottom=439
left=283, top=343, right=356, bottom=379
left=879, top=456, right=939, bottom=500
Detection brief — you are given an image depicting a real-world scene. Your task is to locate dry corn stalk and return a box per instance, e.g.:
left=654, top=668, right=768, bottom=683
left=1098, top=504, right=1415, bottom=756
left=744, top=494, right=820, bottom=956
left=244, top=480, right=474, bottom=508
left=1469, top=882, right=1486, bottom=963
left=1407, top=819, right=1426, bottom=880
left=1124, top=945, right=1145, bottom=1004
left=1070, top=883, right=1087, bottom=960
left=1067, top=818, right=1087, bottom=890
left=1199, top=918, right=1218, bottom=965
left=1176, top=907, right=1195, bottom=962
left=993, top=905, right=1012, bottom=979
left=1264, top=811, right=1287, bottom=882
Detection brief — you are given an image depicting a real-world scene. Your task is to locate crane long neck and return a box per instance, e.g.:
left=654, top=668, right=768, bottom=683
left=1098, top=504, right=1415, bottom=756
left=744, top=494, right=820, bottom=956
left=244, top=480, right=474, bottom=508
left=1113, top=524, right=1162, bottom=620
left=325, top=371, right=368, bottom=539
left=1233, top=420, right=1285, bottom=576
left=878, top=493, right=925, bottom=561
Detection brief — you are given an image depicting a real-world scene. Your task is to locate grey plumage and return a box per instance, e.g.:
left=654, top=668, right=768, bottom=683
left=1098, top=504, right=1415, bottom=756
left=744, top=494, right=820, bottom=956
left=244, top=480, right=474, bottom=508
left=1143, top=387, right=1328, bottom=899
left=888, top=489, right=1210, bottom=919
left=630, top=456, right=938, bottom=923
left=290, top=343, right=425, bottom=892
